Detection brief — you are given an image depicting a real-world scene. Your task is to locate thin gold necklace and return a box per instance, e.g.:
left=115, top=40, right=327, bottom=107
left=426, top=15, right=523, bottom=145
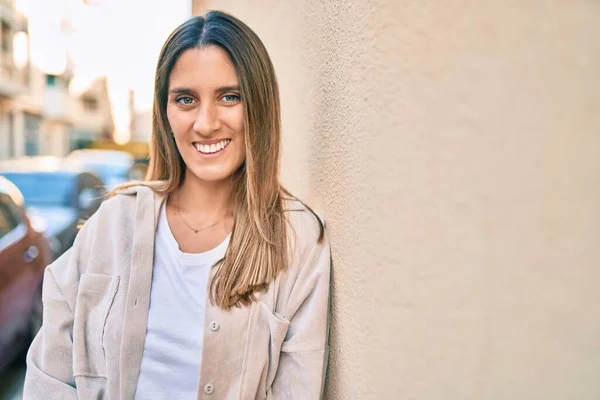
left=174, top=194, right=221, bottom=234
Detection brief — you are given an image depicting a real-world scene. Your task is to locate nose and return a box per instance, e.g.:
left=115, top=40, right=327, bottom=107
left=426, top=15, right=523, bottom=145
left=193, top=101, right=221, bottom=136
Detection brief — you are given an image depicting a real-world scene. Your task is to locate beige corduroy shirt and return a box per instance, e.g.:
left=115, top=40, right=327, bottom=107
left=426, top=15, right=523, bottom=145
left=23, top=184, right=331, bottom=399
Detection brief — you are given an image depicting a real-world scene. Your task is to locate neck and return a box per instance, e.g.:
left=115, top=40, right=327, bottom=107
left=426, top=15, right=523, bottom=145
left=174, top=171, right=234, bottom=217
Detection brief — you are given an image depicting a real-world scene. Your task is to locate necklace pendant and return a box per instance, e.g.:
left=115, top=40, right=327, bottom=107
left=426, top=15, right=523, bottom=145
left=194, top=229, right=199, bottom=233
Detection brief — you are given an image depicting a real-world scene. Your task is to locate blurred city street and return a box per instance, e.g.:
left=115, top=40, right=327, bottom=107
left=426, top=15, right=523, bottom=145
left=0, top=0, right=191, bottom=396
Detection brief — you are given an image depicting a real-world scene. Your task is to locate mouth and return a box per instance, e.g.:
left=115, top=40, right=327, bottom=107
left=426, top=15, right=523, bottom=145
left=193, top=139, right=231, bottom=155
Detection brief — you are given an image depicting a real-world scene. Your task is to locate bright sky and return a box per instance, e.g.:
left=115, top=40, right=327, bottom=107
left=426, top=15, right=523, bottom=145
left=16, top=0, right=191, bottom=142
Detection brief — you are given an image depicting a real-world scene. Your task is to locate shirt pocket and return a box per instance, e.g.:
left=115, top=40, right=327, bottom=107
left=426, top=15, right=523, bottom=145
left=72, top=273, right=120, bottom=378
left=257, top=302, right=290, bottom=389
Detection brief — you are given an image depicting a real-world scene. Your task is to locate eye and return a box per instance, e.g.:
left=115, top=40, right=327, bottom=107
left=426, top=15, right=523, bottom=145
left=221, top=94, right=241, bottom=103
left=176, top=96, right=196, bottom=106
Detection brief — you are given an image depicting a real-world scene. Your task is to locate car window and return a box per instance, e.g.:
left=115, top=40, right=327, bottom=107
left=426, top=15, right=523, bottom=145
left=1, top=193, right=24, bottom=223
left=0, top=205, right=13, bottom=238
left=77, top=173, right=104, bottom=210
left=89, top=174, right=106, bottom=194
left=0, top=194, right=21, bottom=237
left=0, top=194, right=27, bottom=250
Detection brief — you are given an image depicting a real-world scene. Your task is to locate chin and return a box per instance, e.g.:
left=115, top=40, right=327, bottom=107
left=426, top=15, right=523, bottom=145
left=186, top=165, right=240, bottom=183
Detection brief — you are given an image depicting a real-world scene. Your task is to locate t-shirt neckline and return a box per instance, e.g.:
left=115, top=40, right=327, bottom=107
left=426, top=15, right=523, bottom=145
left=159, top=200, right=231, bottom=265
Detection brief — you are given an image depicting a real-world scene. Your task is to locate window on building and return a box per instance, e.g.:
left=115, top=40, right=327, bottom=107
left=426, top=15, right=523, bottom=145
left=82, top=95, right=98, bottom=111
left=1, top=22, right=11, bottom=53
left=24, top=113, right=41, bottom=156
left=46, top=74, right=57, bottom=87
left=7, top=112, right=14, bottom=158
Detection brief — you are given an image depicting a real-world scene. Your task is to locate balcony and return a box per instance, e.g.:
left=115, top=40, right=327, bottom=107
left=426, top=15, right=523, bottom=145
left=43, top=74, right=73, bottom=122
left=0, top=1, right=28, bottom=98
left=0, top=53, right=27, bottom=97
left=0, top=0, right=26, bottom=31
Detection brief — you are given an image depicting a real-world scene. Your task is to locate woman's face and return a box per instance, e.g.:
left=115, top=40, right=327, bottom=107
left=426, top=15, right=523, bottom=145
left=167, top=45, right=245, bottom=184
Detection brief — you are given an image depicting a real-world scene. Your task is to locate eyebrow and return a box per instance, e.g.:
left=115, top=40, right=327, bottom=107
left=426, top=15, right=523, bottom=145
left=169, top=87, right=195, bottom=95
left=217, top=85, right=241, bottom=92
left=169, top=85, right=241, bottom=95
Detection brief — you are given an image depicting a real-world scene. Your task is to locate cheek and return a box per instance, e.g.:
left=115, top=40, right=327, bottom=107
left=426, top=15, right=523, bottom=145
left=231, top=112, right=245, bottom=159
left=235, top=137, right=246, bottom=163
left=166, top=110, right=189, bottom=153
left=166, top=105, right=191, bottom=131
left=166, top=105, right=176, bottom=126
left=223, top=107, right=245, bottom=135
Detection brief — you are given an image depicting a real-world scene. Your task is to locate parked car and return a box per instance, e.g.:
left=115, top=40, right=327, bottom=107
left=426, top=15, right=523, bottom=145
left=130, top=157, right=149, bottom=181
left=0, top=157, right=105, bottom=259
left=65, top=149, right=135, bottom=190
left=0, top=176, right=52, bottom=371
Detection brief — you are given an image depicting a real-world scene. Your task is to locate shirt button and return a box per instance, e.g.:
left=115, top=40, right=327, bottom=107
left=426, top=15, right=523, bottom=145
left=209, top=321, right=220, bottom=331
left=204, top=383, right=214, bottom=394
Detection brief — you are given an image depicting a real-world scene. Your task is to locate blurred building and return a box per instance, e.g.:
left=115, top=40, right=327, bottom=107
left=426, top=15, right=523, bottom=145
left=132, top=108, right=152, bottom=142
left=39, top=61, right=74, bottom=157
left=0, top=0, right=29, bottom=160
left=11, top=59, right=75, bottom=158
left=70, top=76, right=114, bottom=151
left=0, top=0, right=77, bottom=160
left=0, top=0, right=115, bottom=160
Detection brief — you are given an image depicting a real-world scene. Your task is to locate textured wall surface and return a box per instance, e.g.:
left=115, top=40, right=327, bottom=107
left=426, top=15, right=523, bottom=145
left=195, top=1, right=600, bottom=398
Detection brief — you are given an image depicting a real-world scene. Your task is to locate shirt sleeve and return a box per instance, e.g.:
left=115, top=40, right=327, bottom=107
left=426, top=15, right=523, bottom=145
left=23, top=213, right=96, bottom=399
left=23, top=261, right=78, bottom=399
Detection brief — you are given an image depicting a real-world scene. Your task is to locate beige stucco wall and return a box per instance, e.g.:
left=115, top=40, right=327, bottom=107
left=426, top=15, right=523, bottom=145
left=194, top=1, right=600, bottom=398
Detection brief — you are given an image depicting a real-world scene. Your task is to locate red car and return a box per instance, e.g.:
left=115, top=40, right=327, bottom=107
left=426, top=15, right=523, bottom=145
left=0, top=176, right=52, bottom=371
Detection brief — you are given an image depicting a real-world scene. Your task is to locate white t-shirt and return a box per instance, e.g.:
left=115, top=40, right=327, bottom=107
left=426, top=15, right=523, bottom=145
left=134, top=203, right=230, bottom=400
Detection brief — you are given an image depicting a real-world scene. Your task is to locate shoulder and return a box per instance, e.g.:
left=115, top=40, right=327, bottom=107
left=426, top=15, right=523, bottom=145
left=283, top=197, right=325, bottom=249
left=45, top=181, right=164, bottom=304
left=102, top=180, right=165, bottom=215
left=274, top=197, right=330, bottom=317
left=111, top=180, right=165, bottom=200
left=88, top=188, right=136, bottom=224
left=282, top=197, right=328, bottom=280
left=80, top=181, right=164, bottom=238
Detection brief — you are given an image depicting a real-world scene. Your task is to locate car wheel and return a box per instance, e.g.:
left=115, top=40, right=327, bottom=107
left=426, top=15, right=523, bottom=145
left=29, top=286, right=43, bottom=340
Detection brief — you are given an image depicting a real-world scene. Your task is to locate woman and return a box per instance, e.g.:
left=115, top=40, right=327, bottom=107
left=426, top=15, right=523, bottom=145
left=24, top=11, right=330, bottom=400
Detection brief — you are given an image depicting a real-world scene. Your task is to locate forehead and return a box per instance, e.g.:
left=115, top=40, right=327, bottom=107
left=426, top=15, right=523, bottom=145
left=169, top=46, right=238, bottom=89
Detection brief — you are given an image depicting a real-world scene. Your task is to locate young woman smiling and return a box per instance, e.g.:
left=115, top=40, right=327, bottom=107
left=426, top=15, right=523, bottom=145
left=24, top=11, right=331, bottom=400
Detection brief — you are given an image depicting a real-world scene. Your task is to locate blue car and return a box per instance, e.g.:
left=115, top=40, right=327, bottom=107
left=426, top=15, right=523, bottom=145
left=65, top=149, right=136, bottom=191
left=0, top=157, right=105, bottom=259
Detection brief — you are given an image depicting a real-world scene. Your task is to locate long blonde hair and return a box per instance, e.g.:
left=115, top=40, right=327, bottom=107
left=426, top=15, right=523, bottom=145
left=141, top=11, right=298, bottom=309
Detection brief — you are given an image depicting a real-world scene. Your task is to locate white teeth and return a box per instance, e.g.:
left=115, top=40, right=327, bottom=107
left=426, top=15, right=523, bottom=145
left=194, top=139, right=230, bottom=154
